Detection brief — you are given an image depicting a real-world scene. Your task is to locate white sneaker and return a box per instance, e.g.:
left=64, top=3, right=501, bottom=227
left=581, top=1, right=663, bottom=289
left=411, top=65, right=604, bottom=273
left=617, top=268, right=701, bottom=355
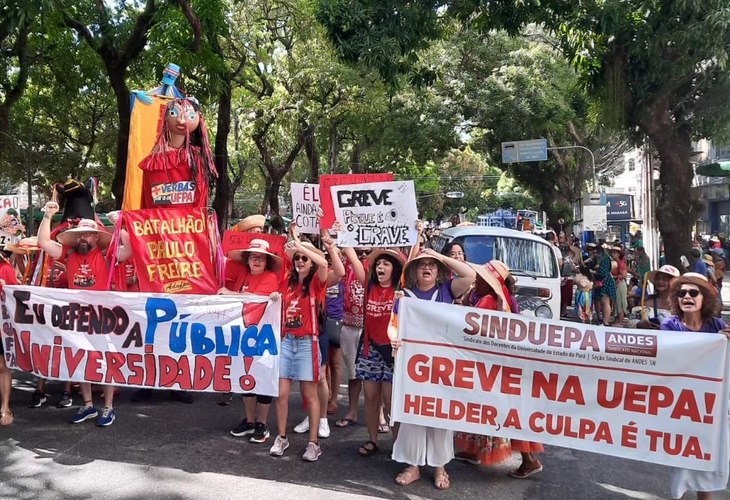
left=318, top=418, right=330, bottom=439
left=269, top=435, right=290, bottom=456
left=293, top=417, right=309, bottom=434
left=302, top=441, right=322, bottom=462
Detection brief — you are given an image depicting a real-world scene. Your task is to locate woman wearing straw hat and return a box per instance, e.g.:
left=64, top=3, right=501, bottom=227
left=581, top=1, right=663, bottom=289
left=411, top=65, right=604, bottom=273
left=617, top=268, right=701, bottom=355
left=219, top=239, right=281, bottom=444
left=660, top=273, right=730, bottom=500
left=0, top=245, right=19, bottom=425
left=269, top=225, right=343, bottom=462
left=391, top=248, right=475, bottom=490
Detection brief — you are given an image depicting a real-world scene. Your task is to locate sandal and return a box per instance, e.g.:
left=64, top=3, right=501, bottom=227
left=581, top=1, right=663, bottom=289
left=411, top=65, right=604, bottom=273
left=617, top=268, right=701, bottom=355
left=395, top=465, right=420, bottom=486
left=327, top=402, right=338, bottom=415
left=434, top=469, right=450, bottom=490
left=378, top=423, right=390, bottom=433
left=357, top=440, right=379, bottom=457
left=0, top=410, right=13, bottom=426
left=335, top=418, right=358, bottom=428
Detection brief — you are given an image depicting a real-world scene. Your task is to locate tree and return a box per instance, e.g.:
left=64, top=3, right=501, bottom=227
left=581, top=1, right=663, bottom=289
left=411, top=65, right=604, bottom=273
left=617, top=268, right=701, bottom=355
left=316, top=0, right=730, bottom=267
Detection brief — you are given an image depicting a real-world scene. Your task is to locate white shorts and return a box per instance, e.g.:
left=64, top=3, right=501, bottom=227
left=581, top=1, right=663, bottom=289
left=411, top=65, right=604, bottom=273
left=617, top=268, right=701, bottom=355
left=340, top=325, right=362, bottom=380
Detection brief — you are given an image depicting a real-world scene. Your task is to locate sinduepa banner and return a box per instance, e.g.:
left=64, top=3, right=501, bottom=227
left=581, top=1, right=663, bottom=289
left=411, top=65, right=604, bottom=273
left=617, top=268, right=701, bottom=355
left=1, top=286, right=281, bottom=397
left=392, top=298, right=730, bottom=471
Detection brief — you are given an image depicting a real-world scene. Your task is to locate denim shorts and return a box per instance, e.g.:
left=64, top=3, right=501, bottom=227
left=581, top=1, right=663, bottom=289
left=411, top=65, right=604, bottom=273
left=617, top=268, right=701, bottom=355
left=279, top=334, right=321, bottom=382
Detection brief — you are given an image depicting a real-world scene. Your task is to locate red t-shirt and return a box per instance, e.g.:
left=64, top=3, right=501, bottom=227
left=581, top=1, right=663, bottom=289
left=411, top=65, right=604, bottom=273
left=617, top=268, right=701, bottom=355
left=63, top=246, right=109, bottom=291
left=234, top=269, right=279, bottom=296
left=225, top=258, right=248, bottom=290
left=0, top=261, right=18, bottom=285
left=139, top=148, right=208, bottom=209
left=282, top=276, right=325, bottom=337
left=343, top=265, right=365, bottom=328
left=365, top=284, right=395, bottom=346
left=475, top=294, right=499, bottom=311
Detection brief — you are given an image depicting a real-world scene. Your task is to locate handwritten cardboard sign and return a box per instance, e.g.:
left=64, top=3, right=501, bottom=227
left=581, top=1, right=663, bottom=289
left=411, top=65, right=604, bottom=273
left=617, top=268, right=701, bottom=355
left=319, top=173, right=394, bottom=229
left=332, top=180, right=418, bottom=247
left=290, top=183, right=320, bottom=235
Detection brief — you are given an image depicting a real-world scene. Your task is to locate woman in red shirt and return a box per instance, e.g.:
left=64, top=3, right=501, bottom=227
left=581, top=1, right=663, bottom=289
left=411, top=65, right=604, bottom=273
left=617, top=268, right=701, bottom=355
left=219, top=239, right=281, bottom=444
left=344, top=247, right=404, bottom=459
left=0, top=247, right=18, bottom=425
left=269, top=231, right=338, bottom=462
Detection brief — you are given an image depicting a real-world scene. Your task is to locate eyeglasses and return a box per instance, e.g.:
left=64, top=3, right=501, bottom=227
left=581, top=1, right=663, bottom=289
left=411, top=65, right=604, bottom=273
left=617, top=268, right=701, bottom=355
left=294, top=255, right=309, bottom=263
left=248, top=254, right=266, bottom=261
left=676, top=289, right=701, bottom=298
left=417, top=261, right=437, bottom=269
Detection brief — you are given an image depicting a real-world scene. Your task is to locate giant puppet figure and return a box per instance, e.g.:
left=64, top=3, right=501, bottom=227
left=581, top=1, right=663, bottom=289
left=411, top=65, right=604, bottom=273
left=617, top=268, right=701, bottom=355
left=138, top=97, right=217, bottom=209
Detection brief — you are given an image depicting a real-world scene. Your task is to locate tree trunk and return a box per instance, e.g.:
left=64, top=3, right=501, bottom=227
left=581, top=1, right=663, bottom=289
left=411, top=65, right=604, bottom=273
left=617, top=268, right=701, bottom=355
left=212, top=79, right=233, bottom=233
left=350, top=141, right=363, bottom=173
left=108, top=66, right=131, bottom=209
left=305, top=131, right=320, bottom=182
left=260, top=174, right=272, bottom=215
left=327, top=122, right=339, bottom=174
left=649, top=126, right=693, bottom=269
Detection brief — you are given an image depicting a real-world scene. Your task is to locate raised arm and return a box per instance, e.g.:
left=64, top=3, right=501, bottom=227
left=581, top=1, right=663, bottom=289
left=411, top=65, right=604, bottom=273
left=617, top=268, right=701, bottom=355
left=37, top=202, right=63, bottom=260
left=425, top=248, right=476, bottom=297
left=321, top=231, right=345, bottom=286
left=342, top=247, right=366, bottom=284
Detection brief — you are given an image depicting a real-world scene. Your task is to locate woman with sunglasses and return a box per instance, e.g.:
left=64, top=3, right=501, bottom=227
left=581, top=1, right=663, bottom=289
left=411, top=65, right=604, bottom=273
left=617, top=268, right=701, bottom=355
left=218, top=239, right=282, bottom=444
left=269, top=225, right=343, bottom=462
left=660, top=272, right=730, bottom=500
left=391, top=248, right=476, bottom=490
left=344, top=247, right=404, bottom=458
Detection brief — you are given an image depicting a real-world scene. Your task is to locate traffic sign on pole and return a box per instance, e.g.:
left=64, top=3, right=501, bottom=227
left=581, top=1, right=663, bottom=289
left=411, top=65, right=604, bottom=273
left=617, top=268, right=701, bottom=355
left=501, top=139, right=548, bottom=163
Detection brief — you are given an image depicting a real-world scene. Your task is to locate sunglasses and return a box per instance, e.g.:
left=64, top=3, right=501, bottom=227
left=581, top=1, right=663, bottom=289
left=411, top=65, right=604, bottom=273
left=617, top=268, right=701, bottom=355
left=294, top=254, right=309, bottom=263
left=676, top=289, right=701, bottom=298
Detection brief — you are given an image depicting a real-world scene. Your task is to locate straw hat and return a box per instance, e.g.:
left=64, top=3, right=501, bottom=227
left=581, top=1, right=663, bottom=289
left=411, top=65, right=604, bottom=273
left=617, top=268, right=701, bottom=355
left=234, top=214, right=265, bottom=233
left=488, top=259, right=510, bottom=281
left=671, top=272, right=717, bottom=298
left=285, top=240, right=324, bottom=260
left=228, top=238, right=282, bottom=273
left=468, top=261, right=510, bottom=311
left=710, top=236, right=720, bottom=243
left=403, top=251, right=449, bottom=286
left=366, top=248, right=405, bottom=276
left=5, top=237, right=39, bottom=254
left=585, top=242, right=597, bottom=249
left=702, top=254, right=715, bottom=266
left=646, top=264, right=680, bottom=283
left=57, top=219, right=111, bottom=248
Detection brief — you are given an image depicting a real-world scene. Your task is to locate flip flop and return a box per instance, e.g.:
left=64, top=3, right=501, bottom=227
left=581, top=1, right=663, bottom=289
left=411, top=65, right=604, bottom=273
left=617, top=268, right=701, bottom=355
left=327, top=403, right=338, bottom=415
left=335, top=418, right=358, bottom=428
left=0, top=410, right=14, bottom=426
left=378, top=423, right=390, bottom=433
left=508, top=464, right=543, bottom=479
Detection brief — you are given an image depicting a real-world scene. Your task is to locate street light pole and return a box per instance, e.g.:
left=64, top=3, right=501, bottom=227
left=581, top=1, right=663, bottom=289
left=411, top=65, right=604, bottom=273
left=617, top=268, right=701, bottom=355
left=547, top=145, right=597, bottom=192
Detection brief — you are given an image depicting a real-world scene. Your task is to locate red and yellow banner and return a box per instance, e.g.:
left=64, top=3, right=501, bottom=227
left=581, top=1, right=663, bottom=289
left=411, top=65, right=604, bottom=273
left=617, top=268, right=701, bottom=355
left=123, top=208, right=218, bottom=294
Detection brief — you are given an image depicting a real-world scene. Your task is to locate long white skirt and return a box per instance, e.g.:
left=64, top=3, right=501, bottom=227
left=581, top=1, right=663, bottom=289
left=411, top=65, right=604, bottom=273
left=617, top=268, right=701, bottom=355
left=671, top=416, right=730, bottom=499
left=392, top=423, right=454, bottom=467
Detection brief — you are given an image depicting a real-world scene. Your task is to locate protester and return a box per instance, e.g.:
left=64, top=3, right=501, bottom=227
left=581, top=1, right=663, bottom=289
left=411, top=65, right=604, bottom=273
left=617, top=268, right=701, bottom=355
left=660, top=273, right=729, bottom=500
left=138, top=97, right=217, bottom=209
left=632, top=246, right=651, bottom=285
left=712, top=251, right=726, bottom=291
left=594, top=244, right=616, bottom=326
left=38, top=201, right=131, bottom=427
left=269, top=227, right=338, bottom=462
left=559, top=247, right=575, bottom=317
left=391, top=248, right=475, bottom=490
left=292, top=230, right=345, bottom=440
left=611, top=246, right=628, bottom=326
left=333, top=247, right=367, bottom=429
left=219, top=239, right=281, bottom=443
left=344, top=247, right=403, bottom=458
left=0, top=245, right=19, bottom=425
left=633, top=265, right=681, bottom=328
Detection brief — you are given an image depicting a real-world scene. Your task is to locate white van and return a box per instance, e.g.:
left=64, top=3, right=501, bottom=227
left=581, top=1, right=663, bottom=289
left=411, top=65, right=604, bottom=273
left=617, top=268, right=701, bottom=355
left=433, top=226, right=561, bottom=318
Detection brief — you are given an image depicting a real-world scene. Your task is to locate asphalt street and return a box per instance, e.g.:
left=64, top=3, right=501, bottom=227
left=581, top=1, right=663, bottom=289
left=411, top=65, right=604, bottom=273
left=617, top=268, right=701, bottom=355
left=1, top=370, right=727, bottom=500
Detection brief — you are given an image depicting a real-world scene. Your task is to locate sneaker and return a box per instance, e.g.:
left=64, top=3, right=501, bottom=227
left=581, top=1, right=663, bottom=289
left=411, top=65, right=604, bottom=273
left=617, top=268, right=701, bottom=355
left=269, top=435, right=290, bottom=456
left=302, top=441, right=322, bottom=462
left=293, top=417, right=309, bottom=434
left=250, top=422, right=270, bottom=443
left=96, top=407, right=116, bottom=427
left=318, top=418, right=330, bottom=439
left=28, top=390, right=47, bottom=408
left=230, top=419, right=255, bottom=437
left=56, top=391, right=73, bottom=408
left=69, top=405, right=98, bottom=424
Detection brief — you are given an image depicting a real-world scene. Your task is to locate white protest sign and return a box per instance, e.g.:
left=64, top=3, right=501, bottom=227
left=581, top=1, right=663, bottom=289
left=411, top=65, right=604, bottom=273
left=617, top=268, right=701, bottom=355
left=583, top=204, right=607, bottom=231
left=290, top=183, right=320, bottom=235
left=0, top=195, right=26, bottom=210
left=332, top=180, right=418, bottom=247
left=392, top=298, right=730, bottom=471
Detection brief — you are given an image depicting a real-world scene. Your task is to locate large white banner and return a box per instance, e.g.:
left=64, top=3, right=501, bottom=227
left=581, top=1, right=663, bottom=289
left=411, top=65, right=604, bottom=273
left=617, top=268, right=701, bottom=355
left=392, top=298, right=730, bottom=471
left=290, top=183, right=320, bottom=235
left=0, top=286, right=281, bottom=397
left=332, top=180, right=418, bottom=247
